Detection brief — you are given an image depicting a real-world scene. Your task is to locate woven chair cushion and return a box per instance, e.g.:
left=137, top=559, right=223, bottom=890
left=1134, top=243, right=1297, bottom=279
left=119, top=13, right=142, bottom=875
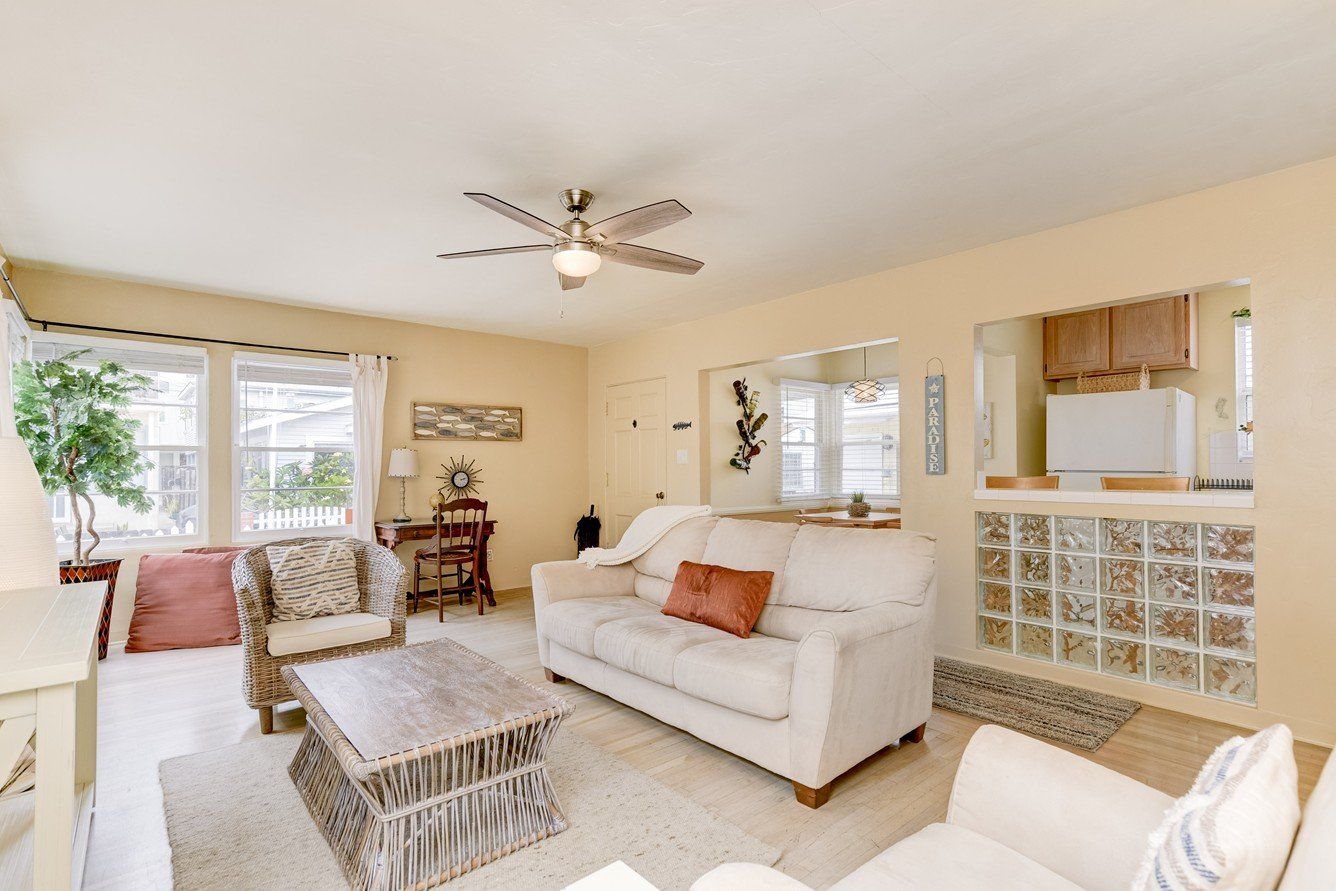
left=267, top=539, right=361, bottom=622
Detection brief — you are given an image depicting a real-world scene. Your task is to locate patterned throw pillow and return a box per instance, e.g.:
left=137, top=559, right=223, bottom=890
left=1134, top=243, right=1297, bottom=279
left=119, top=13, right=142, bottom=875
left=267, top=539, right=361, bottom=622
left=1132, top=724, right=1300, bottom=891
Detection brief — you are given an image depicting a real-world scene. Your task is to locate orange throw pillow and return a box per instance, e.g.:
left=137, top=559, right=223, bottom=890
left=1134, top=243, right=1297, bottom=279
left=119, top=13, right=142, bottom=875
left=663, top=561, right=774, bottom=638
left=125, top=551, right=244, bottom=652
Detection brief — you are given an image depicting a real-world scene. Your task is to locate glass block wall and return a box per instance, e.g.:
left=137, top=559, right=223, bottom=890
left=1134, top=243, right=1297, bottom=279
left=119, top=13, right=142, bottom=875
left=975, top=513, right=1256, bottom=704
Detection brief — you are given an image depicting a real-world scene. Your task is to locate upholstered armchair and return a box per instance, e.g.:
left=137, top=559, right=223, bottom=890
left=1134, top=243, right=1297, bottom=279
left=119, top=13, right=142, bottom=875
left=233, top=537, right=407, bottom=732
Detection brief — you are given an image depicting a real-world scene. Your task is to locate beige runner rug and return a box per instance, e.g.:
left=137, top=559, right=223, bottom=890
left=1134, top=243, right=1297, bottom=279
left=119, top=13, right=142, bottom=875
left=161, top=728, right=779, bottom=890
left=934, top=656, right=1140, bottom=750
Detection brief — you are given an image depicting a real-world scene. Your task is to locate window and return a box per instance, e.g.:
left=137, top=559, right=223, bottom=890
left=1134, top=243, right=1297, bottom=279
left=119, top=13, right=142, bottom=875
left=233, top=353, right=354, bottom=536
left=777, top=377, right=900, bottom=501
left=29, top=334, right=207, bottom=548
left=1235, top=316, right=1253, bottom=461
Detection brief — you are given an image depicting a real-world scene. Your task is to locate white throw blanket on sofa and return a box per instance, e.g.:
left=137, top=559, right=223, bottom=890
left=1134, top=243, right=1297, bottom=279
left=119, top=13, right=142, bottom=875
left=579, top=504, right=713, bottom=569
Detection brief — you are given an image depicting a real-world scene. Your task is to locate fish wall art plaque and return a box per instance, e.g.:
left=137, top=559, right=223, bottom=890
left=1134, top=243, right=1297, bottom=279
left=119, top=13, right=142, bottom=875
left=412, top=402, right=523, bottom=442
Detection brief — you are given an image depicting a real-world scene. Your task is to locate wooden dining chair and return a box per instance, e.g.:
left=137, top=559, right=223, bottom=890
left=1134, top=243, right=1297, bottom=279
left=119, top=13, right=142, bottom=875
left=984, top=475, right=1060, bottom=490
left=1100, top=476, right=1191, bottom=491
left=413, top=498, right=489, bottom=619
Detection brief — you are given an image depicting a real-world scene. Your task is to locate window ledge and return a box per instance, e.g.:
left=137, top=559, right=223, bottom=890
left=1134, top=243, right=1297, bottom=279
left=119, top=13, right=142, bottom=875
left=56, top=535, right=207, bottom=559
left=973, top=489, right=1253, bottom=509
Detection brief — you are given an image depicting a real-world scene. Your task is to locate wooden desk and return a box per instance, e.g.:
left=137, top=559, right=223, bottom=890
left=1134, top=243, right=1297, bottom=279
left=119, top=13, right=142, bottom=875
left=0, top=581, right=104, bottom=891
left=374, top=519, right=498, bottom=605
left=796, top=509, right=902, bottom=529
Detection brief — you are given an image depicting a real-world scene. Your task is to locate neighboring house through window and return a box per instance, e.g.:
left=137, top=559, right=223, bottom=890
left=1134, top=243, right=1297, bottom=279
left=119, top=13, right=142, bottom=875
left=777, top=377, right=900, bottom=502
left=29, top=333, right=208, bottom=549
left=233, top=352, right=355, bottom=537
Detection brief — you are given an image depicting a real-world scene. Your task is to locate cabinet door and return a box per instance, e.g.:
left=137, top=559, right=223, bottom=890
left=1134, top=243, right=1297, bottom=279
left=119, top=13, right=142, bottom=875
left=1043, top=307, right=1110, bottom=380
left=1110, top=293, right=1197, bottom=371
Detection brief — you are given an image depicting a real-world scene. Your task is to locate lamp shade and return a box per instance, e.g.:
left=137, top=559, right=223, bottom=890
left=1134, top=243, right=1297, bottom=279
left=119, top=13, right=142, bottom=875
left=387, top=447, right=419, bottom=478
left=0, top=436, right=59, bottom=591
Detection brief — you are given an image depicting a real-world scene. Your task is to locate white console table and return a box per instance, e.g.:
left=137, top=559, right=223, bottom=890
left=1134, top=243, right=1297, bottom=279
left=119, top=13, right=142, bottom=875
left=0, top=582, right=104, bottom=890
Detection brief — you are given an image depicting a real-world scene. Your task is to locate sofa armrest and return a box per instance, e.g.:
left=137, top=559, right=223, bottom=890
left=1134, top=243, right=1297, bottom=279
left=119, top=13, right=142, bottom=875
left=947, top=724, right=1172, bottom=891
left=690, top=863, right=814, bottom=891
left=789, top=584, right=936, bottom=788
left=530, top=560, right=637, bottom=608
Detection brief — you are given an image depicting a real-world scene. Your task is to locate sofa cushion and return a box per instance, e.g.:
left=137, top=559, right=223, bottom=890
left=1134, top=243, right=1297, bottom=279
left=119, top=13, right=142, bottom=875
left=674, top=634, right=796, bottom=719
left=700, top=518, right=798, bottom=590
left=1132, top=724, right=1299, bottom=891
left=634, top=573, right=673, bottom=606
left=125, top=551, right=243, bottom=653
left=265, top=612, right=390, bottom=657
left=663, top=561, right=773, bottom=638
left=775, top=525, right=936, bottom=611
left=594, top=614, right=731, bottom=686
left=632, top=516, right=719, bottom=581
left=541, top=595, right=660, bottom=657
left=834, top=823, right=1080, bottom=890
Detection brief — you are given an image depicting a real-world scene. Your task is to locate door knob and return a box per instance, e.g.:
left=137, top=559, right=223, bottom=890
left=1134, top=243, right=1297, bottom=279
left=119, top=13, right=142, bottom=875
left=655, top=491, right=665, bottom=500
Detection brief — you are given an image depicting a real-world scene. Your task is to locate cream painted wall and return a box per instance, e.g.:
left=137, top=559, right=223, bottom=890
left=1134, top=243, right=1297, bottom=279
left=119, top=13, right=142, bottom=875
left=1053, top=285, right=1251, bottom=476
left=981, top=317, right=1050, bottom=477
left=982, top=354, right=1017, bottom=475
left=588, top=155, right=1336, bottom=745
left=13, top=268, right=588, bottom=641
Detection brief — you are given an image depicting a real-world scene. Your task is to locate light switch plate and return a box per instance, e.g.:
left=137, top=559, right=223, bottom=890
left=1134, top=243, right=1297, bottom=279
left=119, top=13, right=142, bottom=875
left=676, top=449, right=689, bottom=465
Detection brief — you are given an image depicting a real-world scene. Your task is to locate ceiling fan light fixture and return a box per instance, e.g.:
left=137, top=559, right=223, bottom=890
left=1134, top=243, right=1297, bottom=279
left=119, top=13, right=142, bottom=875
left=552, top=242, right=602, bottom=278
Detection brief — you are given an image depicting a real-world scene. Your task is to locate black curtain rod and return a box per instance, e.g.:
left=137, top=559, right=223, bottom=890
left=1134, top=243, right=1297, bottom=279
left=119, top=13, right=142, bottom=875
left=0, top=265, right=395, bottom=360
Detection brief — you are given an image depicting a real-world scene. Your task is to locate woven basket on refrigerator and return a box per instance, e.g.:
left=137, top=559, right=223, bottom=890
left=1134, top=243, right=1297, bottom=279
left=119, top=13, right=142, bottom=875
left=1076, top=363, right=1150, bottom=394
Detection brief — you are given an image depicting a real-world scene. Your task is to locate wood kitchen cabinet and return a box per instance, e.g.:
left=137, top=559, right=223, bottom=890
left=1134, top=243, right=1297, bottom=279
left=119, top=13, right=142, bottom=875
left=1043, top=307, right=1111, bottom=379
left=1043, top=293, right=1198, bottom=381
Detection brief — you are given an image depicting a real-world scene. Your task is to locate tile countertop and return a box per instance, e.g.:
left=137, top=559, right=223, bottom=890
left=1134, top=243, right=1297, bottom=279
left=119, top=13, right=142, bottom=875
left=972, top=488, right=1254, bottom=509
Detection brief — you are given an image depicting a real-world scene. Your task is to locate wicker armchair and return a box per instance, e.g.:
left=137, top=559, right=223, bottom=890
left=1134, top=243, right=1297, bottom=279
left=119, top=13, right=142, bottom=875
left=233, top=537, right=407, bottom=733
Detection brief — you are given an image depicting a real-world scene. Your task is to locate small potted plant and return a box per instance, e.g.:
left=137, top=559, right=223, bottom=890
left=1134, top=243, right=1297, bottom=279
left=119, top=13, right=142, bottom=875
left=13, top=349, right=153, bottom=659
left=848, top=491, right=871, bottom=518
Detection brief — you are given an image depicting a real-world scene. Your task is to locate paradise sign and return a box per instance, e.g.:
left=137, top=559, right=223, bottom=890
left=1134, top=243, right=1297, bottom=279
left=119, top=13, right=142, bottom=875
left=924, top=373, right=946, bottom=475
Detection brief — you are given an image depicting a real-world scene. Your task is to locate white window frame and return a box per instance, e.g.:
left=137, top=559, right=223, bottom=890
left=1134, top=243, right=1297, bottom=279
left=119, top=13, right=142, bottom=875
left=1235, top=317, right=1254, bottom=462
left=776, top=377, right=900, bottom=504
left=231, top=351, right=355, bottom=542
left=29, top=331, right=209, bottom=554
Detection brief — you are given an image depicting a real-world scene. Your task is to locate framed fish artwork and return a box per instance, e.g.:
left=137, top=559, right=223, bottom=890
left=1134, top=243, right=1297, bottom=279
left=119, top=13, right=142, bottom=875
left=412, top=402, right=523, bottom=441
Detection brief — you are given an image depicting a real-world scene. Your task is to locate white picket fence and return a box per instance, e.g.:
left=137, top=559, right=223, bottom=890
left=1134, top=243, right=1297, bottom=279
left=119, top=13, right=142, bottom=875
left=248, top=505, right=349, bottom=531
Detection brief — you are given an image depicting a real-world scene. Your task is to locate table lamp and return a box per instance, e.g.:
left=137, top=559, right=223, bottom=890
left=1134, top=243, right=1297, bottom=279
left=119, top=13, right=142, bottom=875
left=387, top=448, right=419, bottom=523
left=0, top=436, right=59, bottom=591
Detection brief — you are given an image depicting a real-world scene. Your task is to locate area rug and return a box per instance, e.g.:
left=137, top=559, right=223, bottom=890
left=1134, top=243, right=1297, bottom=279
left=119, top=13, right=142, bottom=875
left=160, top=729, right=779, bottom=890
left=933, top=656, right=1140, bottom=750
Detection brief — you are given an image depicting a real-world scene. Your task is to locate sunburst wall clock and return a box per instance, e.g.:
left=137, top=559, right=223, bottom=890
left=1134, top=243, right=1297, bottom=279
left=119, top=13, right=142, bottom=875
left=436, top=455, right=484, bottom=500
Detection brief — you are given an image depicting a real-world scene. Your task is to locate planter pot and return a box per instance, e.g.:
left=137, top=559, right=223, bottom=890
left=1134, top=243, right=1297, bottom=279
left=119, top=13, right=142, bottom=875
left=848, top=502, right=871, bottom=518
left=59, top=557, right=122, bottom=660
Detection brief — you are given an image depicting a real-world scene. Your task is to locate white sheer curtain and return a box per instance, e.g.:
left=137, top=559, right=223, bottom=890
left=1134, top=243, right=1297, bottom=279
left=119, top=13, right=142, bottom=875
left=349, top=354, right=389, bottom=542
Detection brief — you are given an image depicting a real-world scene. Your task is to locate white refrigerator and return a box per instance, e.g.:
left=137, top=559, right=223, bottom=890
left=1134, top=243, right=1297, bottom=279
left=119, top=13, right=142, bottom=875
left=1046, top=388, right=1196, bottom=490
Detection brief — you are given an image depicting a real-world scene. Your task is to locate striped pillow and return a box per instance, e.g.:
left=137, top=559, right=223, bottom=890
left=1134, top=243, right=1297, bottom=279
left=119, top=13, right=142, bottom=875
left=1133, top=724, right=1300, bottom=891
left=267, top=540, right=361, bottom=622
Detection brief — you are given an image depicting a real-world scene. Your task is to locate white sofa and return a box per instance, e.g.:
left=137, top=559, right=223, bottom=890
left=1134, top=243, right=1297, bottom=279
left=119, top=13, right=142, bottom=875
left=531, top=516, right=937, bottom=807
left=692, top=723, right=1336, bottom=890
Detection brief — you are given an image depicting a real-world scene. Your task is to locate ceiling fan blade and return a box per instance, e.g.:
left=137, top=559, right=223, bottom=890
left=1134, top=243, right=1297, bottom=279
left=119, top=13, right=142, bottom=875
left=559, top=271, right=586, bottom=290
left=602, top=243, right=704, bottom=275
left=586, top=199, right=691, bottom=245
left=436, top=244, right=551, bottom=260
left=464, top=193, right=563, bottom=238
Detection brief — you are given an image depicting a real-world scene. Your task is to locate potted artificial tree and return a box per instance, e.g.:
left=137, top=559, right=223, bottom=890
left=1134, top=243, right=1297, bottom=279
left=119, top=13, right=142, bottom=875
left=13, top=349, right=153, bottom=659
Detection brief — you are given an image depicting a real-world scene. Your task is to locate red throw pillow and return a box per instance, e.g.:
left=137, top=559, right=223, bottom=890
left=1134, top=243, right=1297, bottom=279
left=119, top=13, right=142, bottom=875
left=125, top=551, right=244, bottom=652
left=663, top=561, right=774, bottom=638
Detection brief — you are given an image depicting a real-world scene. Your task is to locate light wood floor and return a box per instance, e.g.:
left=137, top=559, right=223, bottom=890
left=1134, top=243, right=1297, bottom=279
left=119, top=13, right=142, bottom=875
left=85, top=589, right=1330, bottom=889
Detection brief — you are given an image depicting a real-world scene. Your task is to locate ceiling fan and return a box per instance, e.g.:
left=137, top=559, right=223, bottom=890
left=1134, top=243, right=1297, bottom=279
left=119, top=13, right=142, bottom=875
left=436, top=189, right=704, bottom=290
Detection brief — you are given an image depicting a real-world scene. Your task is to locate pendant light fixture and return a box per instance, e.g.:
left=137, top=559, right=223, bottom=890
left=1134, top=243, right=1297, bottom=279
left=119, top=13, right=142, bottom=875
left=845, top=347, right=884, bottom=404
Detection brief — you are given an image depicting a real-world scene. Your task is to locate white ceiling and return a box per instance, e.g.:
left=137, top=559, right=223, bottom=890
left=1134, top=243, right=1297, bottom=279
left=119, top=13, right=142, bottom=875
left=2, top=2, right=1336, bottom=347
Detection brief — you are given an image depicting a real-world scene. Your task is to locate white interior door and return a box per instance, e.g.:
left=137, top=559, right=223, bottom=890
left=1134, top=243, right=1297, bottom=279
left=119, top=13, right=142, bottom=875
left=604, top=378, right=667, bottom=545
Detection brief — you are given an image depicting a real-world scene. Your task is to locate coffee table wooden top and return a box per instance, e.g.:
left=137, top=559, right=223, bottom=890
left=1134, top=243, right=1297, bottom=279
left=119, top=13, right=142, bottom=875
left=285, top=638, right=571, bottom=765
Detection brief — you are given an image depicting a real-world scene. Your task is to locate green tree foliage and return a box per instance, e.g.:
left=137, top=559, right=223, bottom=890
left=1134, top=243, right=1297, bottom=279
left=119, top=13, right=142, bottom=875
left=13, top=350, right=153, bottom=564
left=244, top=451, right=352, bottom=510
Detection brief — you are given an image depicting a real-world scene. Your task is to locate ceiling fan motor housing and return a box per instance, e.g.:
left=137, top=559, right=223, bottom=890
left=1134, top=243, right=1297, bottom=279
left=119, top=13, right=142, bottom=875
left=559, top=188, right=595, bottom=216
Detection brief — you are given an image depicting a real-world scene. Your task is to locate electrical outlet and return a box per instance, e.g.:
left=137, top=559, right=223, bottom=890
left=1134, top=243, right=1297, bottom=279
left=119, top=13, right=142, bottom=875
left=487, top=549, right=494, bottom=561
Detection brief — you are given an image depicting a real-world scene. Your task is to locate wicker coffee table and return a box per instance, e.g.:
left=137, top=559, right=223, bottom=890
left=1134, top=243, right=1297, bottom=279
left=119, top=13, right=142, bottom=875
left=282, top=638, right=573, bottom=889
